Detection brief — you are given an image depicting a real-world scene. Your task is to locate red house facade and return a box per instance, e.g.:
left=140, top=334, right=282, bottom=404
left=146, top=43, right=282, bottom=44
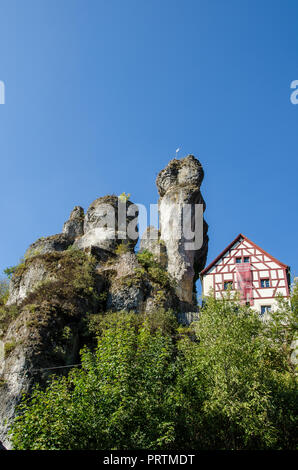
left=200, top=234, right=290, bottom=315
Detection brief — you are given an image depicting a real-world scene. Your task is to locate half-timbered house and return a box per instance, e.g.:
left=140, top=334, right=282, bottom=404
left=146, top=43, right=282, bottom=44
left=200, top=234, right=290, bottom=315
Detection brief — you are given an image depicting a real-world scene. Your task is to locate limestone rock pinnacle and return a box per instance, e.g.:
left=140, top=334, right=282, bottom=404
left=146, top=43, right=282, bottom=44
left=156, top=155, right=208, bottom=306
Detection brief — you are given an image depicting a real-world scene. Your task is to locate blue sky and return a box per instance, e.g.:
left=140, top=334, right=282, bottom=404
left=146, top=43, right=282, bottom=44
left=0, top=0, right=297, bottom=293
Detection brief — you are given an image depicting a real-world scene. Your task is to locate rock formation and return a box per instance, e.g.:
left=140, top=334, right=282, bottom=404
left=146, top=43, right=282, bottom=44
left=62, top=206, right=84, bottom=241
left=156, top=155, right=208, bottom=306
left=0, top=154, right=208, bottom=448
left=74, top=195, right=138, bottom=253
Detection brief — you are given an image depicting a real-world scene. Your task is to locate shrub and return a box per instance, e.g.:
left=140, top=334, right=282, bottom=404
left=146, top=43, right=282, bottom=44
left=4, top=259, right=26, bottom=279
left=9, top=295, right=298, bottom=450
left=0, top=304, right=19, bottom=337
left=136, top=250, right=174, bottom=288
left=3, top=266, right=17, bottom=280
left=136, top=249, right=156, bottom=269
left=118, top=192, right=131, bottom=202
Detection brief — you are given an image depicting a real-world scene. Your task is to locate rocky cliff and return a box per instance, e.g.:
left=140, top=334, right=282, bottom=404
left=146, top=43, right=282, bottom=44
left=0, top=154, right=208, bottom=449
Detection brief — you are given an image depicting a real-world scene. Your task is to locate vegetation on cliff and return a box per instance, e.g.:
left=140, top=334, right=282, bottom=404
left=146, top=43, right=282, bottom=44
left=9, top=284, right=298, bottom=450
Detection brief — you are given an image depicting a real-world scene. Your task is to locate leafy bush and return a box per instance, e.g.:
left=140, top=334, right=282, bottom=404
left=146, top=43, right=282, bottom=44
left=136, top=249, right=156, bottom=269
left=118, top=192, right=131, bottom=202
left=11, top=311, right=178, bottom=450
left=0, top=304, right=19, bottom=337
left=137, top=250, right=174, bottom=288
left=3, top=266, right=17, bottom=280
left=115, top=242, right=130, bottom=255
left=4, top=340, right=17, bottom=357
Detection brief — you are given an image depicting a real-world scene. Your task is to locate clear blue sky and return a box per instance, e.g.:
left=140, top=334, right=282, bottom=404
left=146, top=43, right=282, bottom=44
left=0, top=0, right=297, bottom=292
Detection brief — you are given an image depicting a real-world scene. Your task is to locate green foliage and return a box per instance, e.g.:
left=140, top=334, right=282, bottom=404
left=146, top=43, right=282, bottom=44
left=136, top=250, right=174, bottom=288
left=3, top=250, right=37, bottom=280
left=24, top=247, right=42, bottom=259
left=11, top=311, right=178, bottom=450
left=291, top=278, right=298, bottom=313
left=66, top=244, right=80, bottom=252
left=115, top=242, right=130, bottom=256
left=175, top=296, right=298, bottom=449
left=136, top=249, right=156, bottom=269
left=118, top=192, right=131, bottom=202
left=142, top=308, right=179, bottom=336
left=3, top=266, right=17, bottom=280
left=0, top=304, right=19, bottom=337
left=22, top=250, right=99, bottom=308
left=4, top=258, right=26, bottom=279
left=4, top=340, right=17, bottom=357
left=0, top=278, right=9, bottom=306
left=10, top=297, right=298, bottom=450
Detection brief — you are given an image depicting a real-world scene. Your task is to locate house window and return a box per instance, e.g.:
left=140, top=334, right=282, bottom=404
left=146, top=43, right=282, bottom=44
left=260, top=279, right=270, bottom=288
left=224, top=281, right=233, bottom=290
left=243, top=256, right=250, bottom=263
left=261, top=305, right=271, bottom=315
left=235, top=257, right=242, bottom=264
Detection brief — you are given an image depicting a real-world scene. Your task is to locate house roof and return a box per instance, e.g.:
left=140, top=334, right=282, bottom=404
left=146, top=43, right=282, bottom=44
left=200, top=233, right=289, bottom=276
